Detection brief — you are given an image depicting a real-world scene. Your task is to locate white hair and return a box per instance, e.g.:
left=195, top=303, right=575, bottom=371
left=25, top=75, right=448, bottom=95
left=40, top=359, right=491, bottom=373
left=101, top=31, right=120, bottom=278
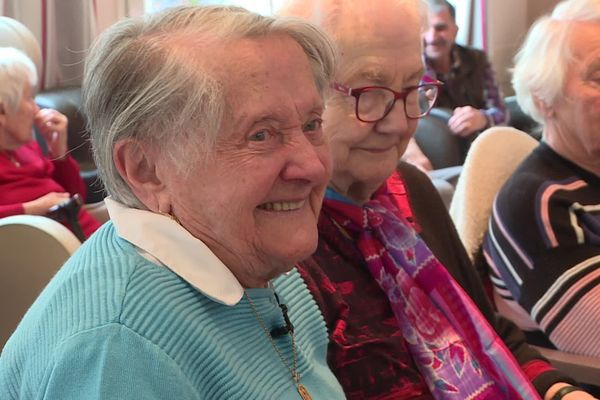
left=82, top=5, right=337, bottom=208
left=512, top=0, right=600, bottom=124
left=0, top=47, right=37, bottom=113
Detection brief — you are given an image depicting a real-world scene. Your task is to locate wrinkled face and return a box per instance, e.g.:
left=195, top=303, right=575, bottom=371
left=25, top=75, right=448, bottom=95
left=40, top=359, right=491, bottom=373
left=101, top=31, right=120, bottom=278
left=325, top=3, right=424, bottom=202
left=162, top=35, right=331, bottom=287
left=422, top=7, right=458, bottom=61
left=0, top=84, right=39, bottom=150
left=551, top=22, right=600, bottom=164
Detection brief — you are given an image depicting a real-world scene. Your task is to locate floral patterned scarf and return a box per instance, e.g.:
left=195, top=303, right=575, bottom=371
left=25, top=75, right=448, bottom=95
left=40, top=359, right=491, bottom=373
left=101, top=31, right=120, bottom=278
left=322, top=172, right=539, bottom=399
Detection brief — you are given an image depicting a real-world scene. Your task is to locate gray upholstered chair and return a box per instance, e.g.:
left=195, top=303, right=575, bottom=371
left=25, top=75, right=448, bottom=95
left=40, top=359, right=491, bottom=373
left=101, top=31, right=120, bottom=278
left=414, top=107, right=463, bottom=170
left=505, top=95, right=542, bottom=140
left=0, top=215, right=80, bottom=349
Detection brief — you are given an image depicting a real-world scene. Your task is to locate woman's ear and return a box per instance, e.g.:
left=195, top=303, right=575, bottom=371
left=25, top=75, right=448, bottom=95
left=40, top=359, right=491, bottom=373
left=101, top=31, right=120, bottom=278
left=113, top=139, right=166, bottom=212
left=534, top=96, right=555, bottom=118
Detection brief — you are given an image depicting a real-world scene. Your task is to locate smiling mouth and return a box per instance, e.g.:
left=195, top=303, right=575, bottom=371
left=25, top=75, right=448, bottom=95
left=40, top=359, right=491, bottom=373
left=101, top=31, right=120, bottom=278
left=257, top=200, right=306, bottom=212
left=426, top=40, right=447, bottom=46
left=360, top=147, right=394, bottom=154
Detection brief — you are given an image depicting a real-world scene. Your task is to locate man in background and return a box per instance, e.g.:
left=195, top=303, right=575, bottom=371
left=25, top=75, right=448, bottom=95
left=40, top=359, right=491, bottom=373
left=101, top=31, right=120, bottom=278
left=404, top=0, right=508, bottom=169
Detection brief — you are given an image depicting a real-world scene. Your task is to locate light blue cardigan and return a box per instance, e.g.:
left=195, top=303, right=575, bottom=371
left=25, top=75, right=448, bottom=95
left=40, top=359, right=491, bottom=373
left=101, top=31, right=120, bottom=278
left=0, top=222, right=344, bottom=399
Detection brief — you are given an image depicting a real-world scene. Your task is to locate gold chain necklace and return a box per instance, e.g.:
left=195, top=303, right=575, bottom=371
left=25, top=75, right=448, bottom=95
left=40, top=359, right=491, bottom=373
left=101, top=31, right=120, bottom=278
left=244, top=291, right=313, bottom=400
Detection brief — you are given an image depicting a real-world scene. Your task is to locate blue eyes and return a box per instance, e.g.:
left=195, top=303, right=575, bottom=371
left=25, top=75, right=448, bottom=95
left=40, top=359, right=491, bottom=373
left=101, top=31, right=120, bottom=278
left=248, top=118, right=323, bottom=142
left=303, top=118, right=323, bottom=132
left=248, top=130, right=270, bottom=142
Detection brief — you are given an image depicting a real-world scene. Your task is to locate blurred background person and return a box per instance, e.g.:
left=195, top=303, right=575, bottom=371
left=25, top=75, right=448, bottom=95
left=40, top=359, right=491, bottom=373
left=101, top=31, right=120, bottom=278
left=0, top=47, right=100, bottom=239
left=281, top=0, right=592, bottom=399
left=404, top=0, right=508, bottom=171
left=0, top=6, right=345, bottom=399
left=483, top=0, right=600, bottom=359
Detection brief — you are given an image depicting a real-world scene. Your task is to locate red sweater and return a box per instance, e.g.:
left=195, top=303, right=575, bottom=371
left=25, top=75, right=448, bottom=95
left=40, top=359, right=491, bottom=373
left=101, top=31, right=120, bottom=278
left=0, top=141, right=101, bottom=238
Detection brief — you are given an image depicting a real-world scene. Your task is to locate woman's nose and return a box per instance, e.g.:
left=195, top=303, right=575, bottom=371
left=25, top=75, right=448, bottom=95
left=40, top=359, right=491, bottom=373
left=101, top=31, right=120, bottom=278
left=281, top=134, right=330, bottom=185
left=376, top=100, right=411, bottom=137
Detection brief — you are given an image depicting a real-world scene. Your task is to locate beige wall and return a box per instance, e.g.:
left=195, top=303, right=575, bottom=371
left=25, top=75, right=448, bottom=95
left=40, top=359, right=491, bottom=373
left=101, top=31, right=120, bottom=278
left=487, top=0, right=561, bottom=96
left=528, top=0, right=561, bottom=23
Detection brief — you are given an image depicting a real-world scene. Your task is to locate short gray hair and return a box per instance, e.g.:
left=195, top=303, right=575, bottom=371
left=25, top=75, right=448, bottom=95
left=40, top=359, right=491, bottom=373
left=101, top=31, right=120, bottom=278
left=82, top=5, right=337, bottom=208
left=0, top=47, right=37, bottom=113
left=427, top=0, right=456, bottom=21
left=512, top=0, right=600, bottom=124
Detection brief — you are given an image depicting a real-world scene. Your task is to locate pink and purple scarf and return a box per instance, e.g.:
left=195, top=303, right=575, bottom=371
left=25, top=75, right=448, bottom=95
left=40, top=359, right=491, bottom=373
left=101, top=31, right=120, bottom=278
left=322, top=172, right=540, bottom=399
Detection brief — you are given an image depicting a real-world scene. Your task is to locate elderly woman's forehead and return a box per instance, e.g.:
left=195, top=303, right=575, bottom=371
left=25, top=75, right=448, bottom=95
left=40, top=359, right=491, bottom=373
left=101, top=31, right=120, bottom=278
left=332, top=4, right=423, bottom=75
left=147, top=30, right=223, bottom=61
left=334, top=3, right=421, bottom=46
left=340, top=1, right=418, bottom=27
left=208, top=34, right=306, bottom=80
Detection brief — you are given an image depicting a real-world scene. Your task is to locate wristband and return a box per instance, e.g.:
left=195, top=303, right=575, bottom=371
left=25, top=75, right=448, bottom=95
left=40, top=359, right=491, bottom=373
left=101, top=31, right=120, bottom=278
left=551, top=385, right=582, bottom=400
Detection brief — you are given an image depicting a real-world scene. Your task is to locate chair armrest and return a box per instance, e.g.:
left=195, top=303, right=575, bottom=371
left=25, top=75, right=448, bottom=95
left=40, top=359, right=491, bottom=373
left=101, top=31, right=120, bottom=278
left=531, top=345, right=600, bottom=386
left=0, top=215, right=80, bottom=347
left=0, top=215, right=81, bottom=254
left=414, top=108, right=463, bottom=169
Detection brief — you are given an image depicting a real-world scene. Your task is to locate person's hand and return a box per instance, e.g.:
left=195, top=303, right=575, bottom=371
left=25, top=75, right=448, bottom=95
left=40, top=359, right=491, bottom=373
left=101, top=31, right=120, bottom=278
left=448, top=106, right=488, bottom=138
left=23, top=192, right=70, bottom=216
left=34, top=108, right=69, bottom=159
left=401, top=138, right=433, bottom=172
left=544, top=383, right=598, bottom=400
left=564, top=392, right=598, bottom=400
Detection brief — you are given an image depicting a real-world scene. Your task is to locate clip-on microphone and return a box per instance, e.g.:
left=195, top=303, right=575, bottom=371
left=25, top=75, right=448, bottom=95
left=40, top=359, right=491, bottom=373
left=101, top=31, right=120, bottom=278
left=270, top=292, right=295, bottom=338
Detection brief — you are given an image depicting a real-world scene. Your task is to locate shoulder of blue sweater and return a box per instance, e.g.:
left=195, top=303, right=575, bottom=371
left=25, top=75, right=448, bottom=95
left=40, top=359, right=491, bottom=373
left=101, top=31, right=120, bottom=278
left=17, top=222, right=192, bottom=343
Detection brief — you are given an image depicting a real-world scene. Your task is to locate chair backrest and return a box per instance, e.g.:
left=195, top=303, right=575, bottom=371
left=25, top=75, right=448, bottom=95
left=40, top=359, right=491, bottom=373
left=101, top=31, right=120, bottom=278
left=0, top=215, right=80, bottom=348
left=0, top=16, right=42, bottom=76
left=414, top=107, right=464, bottom=170
left=449, top=126, right=538, bottom=261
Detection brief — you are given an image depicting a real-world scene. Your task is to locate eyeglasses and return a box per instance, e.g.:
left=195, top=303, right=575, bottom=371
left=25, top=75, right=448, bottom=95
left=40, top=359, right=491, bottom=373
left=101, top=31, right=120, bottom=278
left=331, top=79, right=443, bottom=123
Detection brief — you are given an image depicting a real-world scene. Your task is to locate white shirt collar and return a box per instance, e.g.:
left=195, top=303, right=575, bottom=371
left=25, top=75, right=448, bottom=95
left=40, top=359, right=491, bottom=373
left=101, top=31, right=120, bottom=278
left=105, top=197, right=244, bottom=306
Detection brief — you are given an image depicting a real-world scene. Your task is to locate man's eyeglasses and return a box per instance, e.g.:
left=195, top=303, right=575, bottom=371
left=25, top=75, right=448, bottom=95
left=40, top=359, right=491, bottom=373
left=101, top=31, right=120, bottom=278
left=331, top=79, right=443, bottom=123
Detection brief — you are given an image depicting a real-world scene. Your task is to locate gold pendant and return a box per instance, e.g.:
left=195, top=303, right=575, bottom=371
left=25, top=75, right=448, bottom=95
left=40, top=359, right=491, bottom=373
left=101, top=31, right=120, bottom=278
left=297, top=384, right=312, bottom=400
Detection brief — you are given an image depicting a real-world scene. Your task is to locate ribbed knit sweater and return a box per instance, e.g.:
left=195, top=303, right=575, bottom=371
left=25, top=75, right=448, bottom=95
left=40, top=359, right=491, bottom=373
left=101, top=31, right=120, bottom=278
left=483, top=143, right=600, bottom=356
left=0, top=222, right=344, bottom=399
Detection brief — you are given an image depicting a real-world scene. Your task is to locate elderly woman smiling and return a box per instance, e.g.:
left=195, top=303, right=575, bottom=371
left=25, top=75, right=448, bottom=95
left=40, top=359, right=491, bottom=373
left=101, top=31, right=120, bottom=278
left=281, top=0, right=588, bottom=399
left=0, top=6, right=344, bottom=400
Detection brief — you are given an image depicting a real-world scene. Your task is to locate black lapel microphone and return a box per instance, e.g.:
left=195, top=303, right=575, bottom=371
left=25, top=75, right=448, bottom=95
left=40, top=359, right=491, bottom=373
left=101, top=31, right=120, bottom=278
left=270, top=292, right=294, bottom=338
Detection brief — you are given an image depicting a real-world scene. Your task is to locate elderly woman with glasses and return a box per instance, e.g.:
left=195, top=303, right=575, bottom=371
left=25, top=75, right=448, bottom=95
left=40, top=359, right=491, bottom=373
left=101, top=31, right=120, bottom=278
left=280, top=0, right=590, bottom=399
left=0, top=6, right=346, bottom=400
